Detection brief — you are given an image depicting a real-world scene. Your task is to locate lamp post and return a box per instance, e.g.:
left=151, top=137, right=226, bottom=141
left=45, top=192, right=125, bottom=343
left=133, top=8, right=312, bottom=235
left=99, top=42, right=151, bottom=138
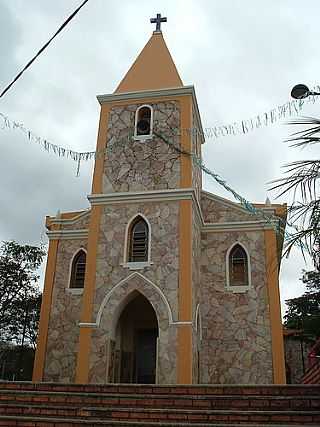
left=291, top=84, right=320, bottom=99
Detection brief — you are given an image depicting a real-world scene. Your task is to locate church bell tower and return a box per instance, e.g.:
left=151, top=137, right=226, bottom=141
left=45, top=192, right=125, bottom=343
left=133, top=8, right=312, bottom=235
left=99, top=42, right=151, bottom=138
left=74, top=15, right=204, bottom=384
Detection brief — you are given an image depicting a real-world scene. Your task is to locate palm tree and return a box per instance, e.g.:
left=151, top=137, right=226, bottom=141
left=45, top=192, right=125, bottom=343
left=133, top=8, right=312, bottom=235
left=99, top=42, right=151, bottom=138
left=270, top=116, right=320, bottom=270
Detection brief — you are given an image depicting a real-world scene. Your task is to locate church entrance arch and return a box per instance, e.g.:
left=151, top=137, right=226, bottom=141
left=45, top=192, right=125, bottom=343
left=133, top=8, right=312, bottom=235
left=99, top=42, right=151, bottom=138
left=113, top=291, right=158, bottom=383
left=89, top=272, right=177, bottom=385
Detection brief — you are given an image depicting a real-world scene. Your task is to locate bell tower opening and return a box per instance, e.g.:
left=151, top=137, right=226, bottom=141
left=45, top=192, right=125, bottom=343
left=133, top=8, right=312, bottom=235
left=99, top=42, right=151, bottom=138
left=113, top=292, right=158, bottom=384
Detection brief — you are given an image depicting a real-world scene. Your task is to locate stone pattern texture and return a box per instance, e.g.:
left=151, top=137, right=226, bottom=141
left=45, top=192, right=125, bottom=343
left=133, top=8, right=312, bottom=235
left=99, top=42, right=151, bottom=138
left=200, top=228, right=273, bottom=384
left=103, top=102, right=180, bottom=193
left=201, top=192, right=255, bottom=223
left=284, top=336, right=312, bottom=384
left=89, top=201, right=180, bottom=384
left=89, top=274, right=177, bottom=384
left=44, top=239, right=87, bottom=382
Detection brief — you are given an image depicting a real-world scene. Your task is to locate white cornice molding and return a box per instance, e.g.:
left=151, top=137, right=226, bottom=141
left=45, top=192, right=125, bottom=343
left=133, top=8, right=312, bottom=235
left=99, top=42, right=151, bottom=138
left=50, top=210, right=90, bottom=226
left=202, top=220, right=275, bottom=233
left=46, top=229, right=88, bottom=241
left=97, top=86, right=195, bottom=103
left=96, top=85, right=204, bottom=142
left=88, top=188, right=204, bottom=228
left=88, top=188, right=195, bottom=205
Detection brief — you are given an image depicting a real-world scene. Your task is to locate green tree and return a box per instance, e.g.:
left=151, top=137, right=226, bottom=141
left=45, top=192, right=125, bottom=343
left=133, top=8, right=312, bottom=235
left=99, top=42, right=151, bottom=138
left=284, top=269, right=320, bottom=340
left=0, top=241, right=45, bottom=345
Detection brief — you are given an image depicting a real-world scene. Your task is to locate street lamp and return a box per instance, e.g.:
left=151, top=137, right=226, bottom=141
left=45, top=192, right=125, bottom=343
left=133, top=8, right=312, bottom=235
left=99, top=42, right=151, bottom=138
left=291, top=84, right=320, bottom=99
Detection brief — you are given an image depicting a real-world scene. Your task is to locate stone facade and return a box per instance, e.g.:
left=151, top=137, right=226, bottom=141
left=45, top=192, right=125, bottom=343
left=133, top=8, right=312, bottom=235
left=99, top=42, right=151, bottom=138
left=200, top=227, right=273, bottom=384
left=42, top=95, right=283, bottom=386
left=89, top=201, right=180, bottom=384
left=44, top=238, right=87, bottom=382
left=103, top=102, right=180, bottom=193
left=284, top=335, right=312, bottom=384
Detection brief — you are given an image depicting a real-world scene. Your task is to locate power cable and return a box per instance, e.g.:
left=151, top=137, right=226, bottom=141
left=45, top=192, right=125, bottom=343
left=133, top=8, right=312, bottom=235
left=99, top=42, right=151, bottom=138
left=0, top=0, right=89, bottom=99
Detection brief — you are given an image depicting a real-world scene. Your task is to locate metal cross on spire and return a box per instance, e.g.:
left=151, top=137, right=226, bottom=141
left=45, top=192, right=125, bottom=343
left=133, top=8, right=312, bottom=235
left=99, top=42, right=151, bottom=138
left=150, top=14, right=167, bottom=32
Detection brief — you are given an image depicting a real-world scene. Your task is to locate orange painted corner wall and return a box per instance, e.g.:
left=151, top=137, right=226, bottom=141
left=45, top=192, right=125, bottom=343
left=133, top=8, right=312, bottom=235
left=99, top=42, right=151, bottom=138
left=75, top=102, right=111, bottom=383
left=264, top=229, right=286, bottom=384
left=32, top=225, right=60, bottom=382
left=177, top=95, right=193, bottom=384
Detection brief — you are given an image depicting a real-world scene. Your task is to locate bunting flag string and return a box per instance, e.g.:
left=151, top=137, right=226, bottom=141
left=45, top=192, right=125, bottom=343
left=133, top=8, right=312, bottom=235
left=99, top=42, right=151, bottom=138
left=0, top=110, right=306, bottom=250
left=0, top=112, right=97, bottom=165
left=195, top=85, right=320, bottom=140
left=153, top=130, right=310, bottom=254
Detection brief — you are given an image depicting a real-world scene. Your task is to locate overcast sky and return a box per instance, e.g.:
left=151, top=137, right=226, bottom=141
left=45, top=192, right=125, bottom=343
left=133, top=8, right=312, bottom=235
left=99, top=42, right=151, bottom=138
left=0, top=0, right=319, bottom=315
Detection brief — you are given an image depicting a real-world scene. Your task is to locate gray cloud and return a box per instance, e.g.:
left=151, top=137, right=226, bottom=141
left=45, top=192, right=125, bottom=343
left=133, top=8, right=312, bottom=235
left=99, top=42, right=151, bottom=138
left=1, top=0, right=319, bottom=307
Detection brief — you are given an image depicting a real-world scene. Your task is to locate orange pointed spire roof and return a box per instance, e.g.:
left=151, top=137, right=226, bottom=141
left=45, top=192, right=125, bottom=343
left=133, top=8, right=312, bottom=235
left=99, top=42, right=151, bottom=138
left=114, top=32, right=183, bottom=93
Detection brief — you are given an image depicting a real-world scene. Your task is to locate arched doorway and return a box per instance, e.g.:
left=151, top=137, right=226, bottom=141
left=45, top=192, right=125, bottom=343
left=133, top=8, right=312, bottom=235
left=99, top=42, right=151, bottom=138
left=112, top=292, right=158, bottom=384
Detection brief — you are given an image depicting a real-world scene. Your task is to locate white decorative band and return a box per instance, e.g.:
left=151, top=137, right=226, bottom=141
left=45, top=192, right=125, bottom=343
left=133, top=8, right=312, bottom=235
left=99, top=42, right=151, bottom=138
left=88, top=188, right=204, bottom=228
left=79, top=322, right=97, bottom=328
left=78, top=320, right=192, bottom=328
left=203, top=220, right=276, bottom=233
left=46, top=229, right=88, bottom=240
left=88, top=188, right=195, bottom=205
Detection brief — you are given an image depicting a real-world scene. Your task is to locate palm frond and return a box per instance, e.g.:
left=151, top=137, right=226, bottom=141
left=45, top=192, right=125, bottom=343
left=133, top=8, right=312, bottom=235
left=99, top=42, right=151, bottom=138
left=270, top=116, right=320, bottom=267
left=270, top=160, right=320, bottom=201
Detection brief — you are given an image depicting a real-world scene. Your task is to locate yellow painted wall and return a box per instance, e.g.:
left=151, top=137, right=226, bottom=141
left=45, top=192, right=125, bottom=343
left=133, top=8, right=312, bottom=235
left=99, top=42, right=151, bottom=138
left=177, top=96, right=193, bottom=384
left=32, top=223, right=59, bottom=381
left=264, top=229, right=286, bottom=384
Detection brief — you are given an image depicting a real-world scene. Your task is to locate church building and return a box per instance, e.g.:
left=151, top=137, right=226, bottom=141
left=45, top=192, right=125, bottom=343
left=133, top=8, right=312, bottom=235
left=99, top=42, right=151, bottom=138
left=33, top=16, right=286, bottom=385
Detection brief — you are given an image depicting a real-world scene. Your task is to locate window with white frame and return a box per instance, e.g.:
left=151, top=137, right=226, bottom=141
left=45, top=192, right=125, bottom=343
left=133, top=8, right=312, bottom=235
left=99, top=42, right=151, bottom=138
left=128, top=216, right=149, bottom=262
left=70, top=249, right=86, bottom=289
left=134, top=105, right=153, bottom=139
left=226, top=243, right=251, bottom=292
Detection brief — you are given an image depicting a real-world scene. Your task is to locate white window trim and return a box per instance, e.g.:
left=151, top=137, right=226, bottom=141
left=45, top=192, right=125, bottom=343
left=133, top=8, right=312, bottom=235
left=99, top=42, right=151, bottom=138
left=225, top=241, right=251, bottom=293
left=133, top=104, right=153, bottom=141
left=66, top=247, right=87, bottom=293
left=122, top=213, right=152, bottom=269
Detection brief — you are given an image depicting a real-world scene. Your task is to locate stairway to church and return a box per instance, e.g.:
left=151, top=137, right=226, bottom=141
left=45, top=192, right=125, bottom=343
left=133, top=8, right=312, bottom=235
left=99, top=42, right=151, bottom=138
left=0, top=382, right=319, bottom=426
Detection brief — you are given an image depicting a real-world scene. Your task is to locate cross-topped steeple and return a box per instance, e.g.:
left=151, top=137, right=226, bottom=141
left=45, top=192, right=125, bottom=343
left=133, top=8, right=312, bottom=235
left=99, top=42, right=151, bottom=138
left=150, top=13, right=167, bottom=32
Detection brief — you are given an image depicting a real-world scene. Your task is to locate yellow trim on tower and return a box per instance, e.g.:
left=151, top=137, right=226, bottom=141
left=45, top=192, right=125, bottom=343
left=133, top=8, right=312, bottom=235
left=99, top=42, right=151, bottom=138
left=177, top=96, right=193, bottom=384
left=92, top=104, right=111, bottom=194
left=264, top=229, right=286, bottom=384
left=75, top=105, right=110, bottom=383
left=32, top=222, right=60, bottom=382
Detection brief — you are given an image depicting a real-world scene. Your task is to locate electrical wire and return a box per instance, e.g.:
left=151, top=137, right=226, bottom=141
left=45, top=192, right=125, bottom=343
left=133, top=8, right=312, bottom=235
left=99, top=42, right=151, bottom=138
left=0, top=0, right=89, bottom=99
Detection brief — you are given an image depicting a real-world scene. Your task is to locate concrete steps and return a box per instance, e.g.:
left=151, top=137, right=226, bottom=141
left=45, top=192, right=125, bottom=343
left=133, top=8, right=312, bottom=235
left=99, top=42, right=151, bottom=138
left=0, top=382, right=319, bottom=425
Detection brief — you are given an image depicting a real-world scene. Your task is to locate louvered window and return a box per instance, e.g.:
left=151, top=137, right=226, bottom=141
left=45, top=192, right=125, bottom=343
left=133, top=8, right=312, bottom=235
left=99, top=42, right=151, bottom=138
left=129, top=218, right=148, bottom=262
left=229, top=245, right=248, bottom=286
left=70, top=250, right=86, bottom=288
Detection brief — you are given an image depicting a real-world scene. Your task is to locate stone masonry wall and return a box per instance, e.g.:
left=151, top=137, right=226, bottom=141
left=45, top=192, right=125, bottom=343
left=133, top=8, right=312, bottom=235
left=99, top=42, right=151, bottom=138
left=44, top=238, right=87, bottom=382
left=200, top=229, right=273, bottom=384
left=201, top=193, right=255, bottom=223
left=89, top=201, right=180, bottom=384
left=103, top=102, right=180, bottom=193
left=284, top=336, right=312, bottom=384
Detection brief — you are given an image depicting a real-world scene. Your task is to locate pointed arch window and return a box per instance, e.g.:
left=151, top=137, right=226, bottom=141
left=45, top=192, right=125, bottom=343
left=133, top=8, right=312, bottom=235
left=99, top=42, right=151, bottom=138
left=229, top=244, right=248, bottom=286
left=70, top=249, right=86, bottom=289
left=134, top=105, right=153, bottom=139
left=129, top=217, right=149, bottom=262
left=226, top=243, right=251, bottom=292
